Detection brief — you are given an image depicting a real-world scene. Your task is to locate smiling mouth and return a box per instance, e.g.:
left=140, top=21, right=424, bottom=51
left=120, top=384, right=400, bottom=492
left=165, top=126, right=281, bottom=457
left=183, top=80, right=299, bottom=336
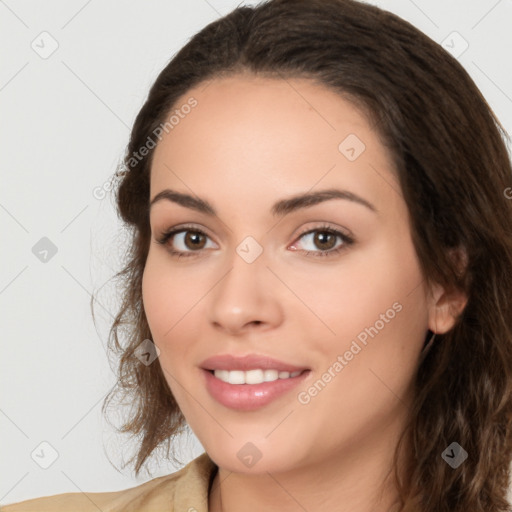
left=202, top=367, right=311, bottom=411
left=206, top=368, right=309, bottom=385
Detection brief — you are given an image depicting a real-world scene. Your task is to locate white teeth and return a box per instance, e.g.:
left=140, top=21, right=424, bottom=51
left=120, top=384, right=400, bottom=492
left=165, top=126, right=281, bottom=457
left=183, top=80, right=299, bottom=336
left=213, top=368, right=303, bottom=384
left=263, top=369, right=279, bottom=382
left=227, top=370, right=245, bottom=385
left=246, top=369, right=264, bottom=384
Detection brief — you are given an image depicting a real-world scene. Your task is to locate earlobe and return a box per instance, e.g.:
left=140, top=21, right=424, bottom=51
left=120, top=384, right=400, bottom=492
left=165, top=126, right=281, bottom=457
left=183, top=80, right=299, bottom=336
left=427, top=282, right=468, bottom=334
left=427, top=246, right=469, bottom=334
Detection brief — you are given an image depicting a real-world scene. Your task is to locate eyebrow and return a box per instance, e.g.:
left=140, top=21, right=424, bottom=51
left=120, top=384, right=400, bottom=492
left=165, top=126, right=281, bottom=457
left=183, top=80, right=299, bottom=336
left=149, top=188, right=378, bottom=217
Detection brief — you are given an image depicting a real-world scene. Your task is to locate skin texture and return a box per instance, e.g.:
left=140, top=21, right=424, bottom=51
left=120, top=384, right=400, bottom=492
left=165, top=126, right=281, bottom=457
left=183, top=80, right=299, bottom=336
left=142, top=74, right=467, bottom=512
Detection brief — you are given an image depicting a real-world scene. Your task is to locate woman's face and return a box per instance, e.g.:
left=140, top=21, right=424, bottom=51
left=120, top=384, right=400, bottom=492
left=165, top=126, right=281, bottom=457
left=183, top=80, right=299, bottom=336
left=142, top=74, right=443, bottom=473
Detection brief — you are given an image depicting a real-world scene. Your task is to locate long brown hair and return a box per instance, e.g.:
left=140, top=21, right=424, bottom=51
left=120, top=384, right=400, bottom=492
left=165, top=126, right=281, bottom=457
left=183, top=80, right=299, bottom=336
left=97, top=0, right=512, bottom=509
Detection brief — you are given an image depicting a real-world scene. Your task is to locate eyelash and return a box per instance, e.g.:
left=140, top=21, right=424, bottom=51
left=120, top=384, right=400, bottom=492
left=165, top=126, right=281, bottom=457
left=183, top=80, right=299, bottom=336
left=155, top=223, right=355, bottom=259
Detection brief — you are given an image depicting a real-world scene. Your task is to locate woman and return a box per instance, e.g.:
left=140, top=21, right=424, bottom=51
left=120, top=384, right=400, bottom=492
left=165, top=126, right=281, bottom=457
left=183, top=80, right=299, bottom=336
left=4, top=0, right=512, bottom=510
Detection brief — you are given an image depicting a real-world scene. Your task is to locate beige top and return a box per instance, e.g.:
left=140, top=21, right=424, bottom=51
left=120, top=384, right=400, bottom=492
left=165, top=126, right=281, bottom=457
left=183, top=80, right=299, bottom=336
left=1, top=452, right=218, bottom=512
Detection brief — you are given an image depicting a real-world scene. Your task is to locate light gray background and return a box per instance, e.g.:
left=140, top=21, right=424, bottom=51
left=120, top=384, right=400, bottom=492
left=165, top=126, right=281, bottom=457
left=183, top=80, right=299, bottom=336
left=1, top=0, right=511, bottom=505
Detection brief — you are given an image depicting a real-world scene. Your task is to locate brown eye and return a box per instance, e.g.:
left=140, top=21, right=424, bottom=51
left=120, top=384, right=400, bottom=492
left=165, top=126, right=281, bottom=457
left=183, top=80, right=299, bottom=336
left=183, top=231, right=207, bottom=250
left=156, top=226, right=216, bottom=257
left=291, top=226, right=354, bottom=258
left=313, top=231, right=337, bottom=251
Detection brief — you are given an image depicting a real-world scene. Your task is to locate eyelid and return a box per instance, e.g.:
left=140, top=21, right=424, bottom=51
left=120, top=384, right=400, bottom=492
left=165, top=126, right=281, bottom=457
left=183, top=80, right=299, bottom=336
left=292, top=223, right=354, bottom=243
left=156, top=221, right=354, bottom=258
left=155, top=222, right=218, bottom=247
left=288, top=223, right=354, bottom=256
left=155, top=221, right=351, bottom=241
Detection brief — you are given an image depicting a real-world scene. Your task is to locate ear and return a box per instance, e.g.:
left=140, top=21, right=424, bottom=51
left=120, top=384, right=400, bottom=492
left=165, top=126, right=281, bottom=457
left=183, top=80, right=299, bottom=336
left=427, top=247, right=468, bottom=334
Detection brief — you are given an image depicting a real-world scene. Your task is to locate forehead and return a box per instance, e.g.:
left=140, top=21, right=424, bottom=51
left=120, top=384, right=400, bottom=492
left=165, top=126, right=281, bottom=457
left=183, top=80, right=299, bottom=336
left=149, top=74, right=401, bottom=216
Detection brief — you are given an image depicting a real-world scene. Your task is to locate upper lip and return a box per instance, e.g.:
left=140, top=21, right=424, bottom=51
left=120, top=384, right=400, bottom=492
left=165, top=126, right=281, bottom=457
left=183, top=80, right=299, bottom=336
left=200, top=354, right=310, bottom=372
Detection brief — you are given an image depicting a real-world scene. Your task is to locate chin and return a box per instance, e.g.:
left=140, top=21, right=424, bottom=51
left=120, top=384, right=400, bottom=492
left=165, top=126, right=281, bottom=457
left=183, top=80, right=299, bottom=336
left=205, top=440, right=301, bottom=475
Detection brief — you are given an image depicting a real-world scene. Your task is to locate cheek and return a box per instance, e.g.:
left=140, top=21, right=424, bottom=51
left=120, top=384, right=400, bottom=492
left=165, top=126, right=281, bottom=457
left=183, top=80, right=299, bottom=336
left=303, top=237, right=428, bottom=364
left=141, top=252, right=190, bottom=348
left=293, top=250, right=427, bottom=441
left=142, top=254, right=169, bottom=335
left=141, top=250, right=209, bottom=377
left=141, top=255, right=189, bottom=404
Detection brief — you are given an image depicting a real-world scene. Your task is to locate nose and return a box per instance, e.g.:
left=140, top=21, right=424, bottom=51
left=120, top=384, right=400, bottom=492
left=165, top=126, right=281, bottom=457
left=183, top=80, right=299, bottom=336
left=207, top=246, right=284, bottom=336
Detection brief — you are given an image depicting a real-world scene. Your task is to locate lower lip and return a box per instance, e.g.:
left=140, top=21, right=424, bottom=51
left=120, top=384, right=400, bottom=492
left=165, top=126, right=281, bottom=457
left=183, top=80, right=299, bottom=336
left=202, top=369, right=311, bottom=411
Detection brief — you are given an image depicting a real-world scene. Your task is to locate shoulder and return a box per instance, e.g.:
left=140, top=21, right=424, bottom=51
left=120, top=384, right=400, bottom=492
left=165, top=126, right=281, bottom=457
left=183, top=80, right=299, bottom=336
left=0, top=452, right=217, bottom=512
